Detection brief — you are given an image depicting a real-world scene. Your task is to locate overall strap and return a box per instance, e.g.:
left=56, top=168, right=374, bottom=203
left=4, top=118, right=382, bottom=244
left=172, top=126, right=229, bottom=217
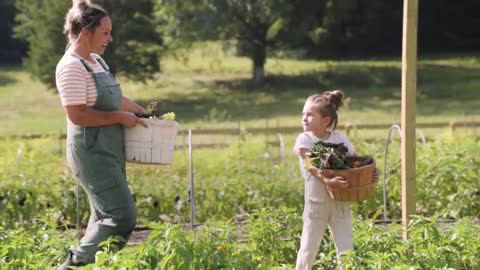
left=95, top=57, right=110, bottom=72
left=79, top=59, right=94, bottom=73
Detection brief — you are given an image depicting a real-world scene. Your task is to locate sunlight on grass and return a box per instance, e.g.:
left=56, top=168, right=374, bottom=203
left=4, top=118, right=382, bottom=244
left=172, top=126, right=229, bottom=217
left=0, top=43, right=479, bottom=136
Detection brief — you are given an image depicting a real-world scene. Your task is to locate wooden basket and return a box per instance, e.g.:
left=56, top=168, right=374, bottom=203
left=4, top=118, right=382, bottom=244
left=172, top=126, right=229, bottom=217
left=321, top=157, right=376, bottom=202
left=124, top=119, right=179, bottom=164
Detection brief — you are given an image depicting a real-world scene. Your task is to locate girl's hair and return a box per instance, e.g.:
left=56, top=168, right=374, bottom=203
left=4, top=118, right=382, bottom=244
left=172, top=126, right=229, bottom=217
left=63, top=0, right=109, bottom=50
left=307, top=90, right=344, bottom=130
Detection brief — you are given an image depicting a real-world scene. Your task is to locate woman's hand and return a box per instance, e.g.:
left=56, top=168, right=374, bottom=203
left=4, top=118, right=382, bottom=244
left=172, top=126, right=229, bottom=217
left=119, top=112, right=148, bottom=128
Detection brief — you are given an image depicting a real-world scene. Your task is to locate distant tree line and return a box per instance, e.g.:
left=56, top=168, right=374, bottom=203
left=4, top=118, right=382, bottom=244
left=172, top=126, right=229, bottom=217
left=12, top=0, right=161, bottom=88
left=2, top=0, right=480, bottom=86
left=0, top=0, right=28, bottom=64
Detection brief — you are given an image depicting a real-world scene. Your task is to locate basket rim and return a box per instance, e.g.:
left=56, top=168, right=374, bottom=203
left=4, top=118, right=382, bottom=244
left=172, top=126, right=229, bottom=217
left=134, top=118, right=180, bottom=128
left=320, top=161, right=376, bottom=173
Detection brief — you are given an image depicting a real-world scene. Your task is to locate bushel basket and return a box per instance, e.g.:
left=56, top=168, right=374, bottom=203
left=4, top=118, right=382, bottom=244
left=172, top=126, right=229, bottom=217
left=320, top=156, right=377, bottom=202
left=124, top=119, right=179, bottom=164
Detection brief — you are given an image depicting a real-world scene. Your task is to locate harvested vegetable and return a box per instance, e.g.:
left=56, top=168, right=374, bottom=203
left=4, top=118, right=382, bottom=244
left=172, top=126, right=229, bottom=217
left=307, top=141, right=373, bottom=170
left=135, top=101, right=176, bottom=120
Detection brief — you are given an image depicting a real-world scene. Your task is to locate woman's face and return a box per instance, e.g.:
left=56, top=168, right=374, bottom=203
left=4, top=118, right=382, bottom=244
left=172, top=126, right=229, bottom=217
left=87, top=16, right=113, bottom=55
left=302, top=100, right=331, bottom=133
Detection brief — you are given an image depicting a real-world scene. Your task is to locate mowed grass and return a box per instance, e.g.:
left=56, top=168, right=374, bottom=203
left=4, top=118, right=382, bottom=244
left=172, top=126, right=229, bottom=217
left=1, top=43, right=479, bottom=136
left=0, top=65, right=66, bottom=135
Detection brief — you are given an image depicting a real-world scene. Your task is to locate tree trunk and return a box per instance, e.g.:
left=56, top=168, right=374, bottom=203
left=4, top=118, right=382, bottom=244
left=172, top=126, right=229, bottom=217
left=252, top=42, right=266, bottom=83
left=253, top=65, right=265, bottom=84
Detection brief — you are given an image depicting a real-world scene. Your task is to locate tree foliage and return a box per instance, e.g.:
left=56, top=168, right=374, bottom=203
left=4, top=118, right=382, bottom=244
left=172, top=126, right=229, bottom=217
left=7, top=0, right=480, bottom=87
left=303, top=0, right=480, bottom=58
left=0, top=0, right=28, bottom=64
left=158, top=0, right=323, bottom=83
left=15, top=0, right=70, bottom=85
left=303, top=0, right=403, bottom=58
left=14, top=0, right=162, bottom=89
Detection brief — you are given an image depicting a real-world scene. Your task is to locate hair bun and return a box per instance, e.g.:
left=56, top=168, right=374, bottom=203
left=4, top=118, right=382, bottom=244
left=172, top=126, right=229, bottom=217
left=72, top=0, right=91, bottom=6
left=325, top=90, right=344, bottom=110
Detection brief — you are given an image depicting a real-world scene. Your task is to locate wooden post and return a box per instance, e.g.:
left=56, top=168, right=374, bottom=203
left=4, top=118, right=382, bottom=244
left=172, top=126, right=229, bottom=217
left=345, top=124, right=352, bottom=137
left=188, top=129, right=196, bottom=229
left=401, top=0, right=418, bottom=241
left=449, top=120, right=456, bottom=137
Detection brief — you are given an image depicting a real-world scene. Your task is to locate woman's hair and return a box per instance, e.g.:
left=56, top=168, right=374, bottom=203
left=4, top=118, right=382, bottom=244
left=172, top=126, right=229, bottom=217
left=307, top=90, right=344, bottom=130
left=63, top=0, right=109, bottom=49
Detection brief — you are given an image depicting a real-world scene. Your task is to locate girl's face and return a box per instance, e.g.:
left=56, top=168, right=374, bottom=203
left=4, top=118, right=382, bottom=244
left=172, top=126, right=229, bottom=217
left=85, top=16, right=113, bottom=55
left=302, top=100, right=331, bottom=134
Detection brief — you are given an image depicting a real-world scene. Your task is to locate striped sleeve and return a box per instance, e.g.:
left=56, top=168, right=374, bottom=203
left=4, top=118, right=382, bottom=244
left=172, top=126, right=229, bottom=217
left=56, top=60, right=89, bottom=106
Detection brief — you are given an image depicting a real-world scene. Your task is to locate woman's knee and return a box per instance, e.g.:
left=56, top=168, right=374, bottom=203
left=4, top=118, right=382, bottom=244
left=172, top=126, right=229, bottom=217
left=123, top=206, right=137, bottom=228
left=112, top=205, right=137, bottom=230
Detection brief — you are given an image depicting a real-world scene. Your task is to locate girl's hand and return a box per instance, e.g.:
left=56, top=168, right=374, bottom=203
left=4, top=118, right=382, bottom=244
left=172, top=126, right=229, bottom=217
left=308, top=165, right=349, bottom=189
left=324, top=176, right=349, bottom=190
left=372, top=168, right=381, bottom=183
left=308, top=165, right=321, bottom=177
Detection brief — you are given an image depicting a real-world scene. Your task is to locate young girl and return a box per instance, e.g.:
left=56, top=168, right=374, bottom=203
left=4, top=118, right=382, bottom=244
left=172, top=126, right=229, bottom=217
left=293, top=90, right=377, bottom=269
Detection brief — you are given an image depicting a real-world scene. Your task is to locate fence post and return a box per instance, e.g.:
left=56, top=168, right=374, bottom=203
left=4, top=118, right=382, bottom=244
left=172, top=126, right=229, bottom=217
left=276, top=133, right=285, bottom=164
left=17, top=142, right=24, bottom=171
left=265, top=119, right=269, bottom=152
left=59, top=129, right=63, bottom=157
left=76, top=180, right=81, bottom=239
left=188, top=129, right=196, bottom=229
left=449, top=121, right=456, bottom=137
left=345, top=124, right=352, bottom=137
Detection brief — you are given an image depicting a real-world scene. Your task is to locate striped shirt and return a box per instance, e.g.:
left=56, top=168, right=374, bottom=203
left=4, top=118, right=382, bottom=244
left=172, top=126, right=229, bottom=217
left=55, top=51, right=108, bottom=107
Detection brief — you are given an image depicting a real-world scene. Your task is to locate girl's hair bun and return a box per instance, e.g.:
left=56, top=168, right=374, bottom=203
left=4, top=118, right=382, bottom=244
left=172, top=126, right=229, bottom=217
left=324, top=90, right=344, bottom=110
left=72, top=0, right=91, bottom=6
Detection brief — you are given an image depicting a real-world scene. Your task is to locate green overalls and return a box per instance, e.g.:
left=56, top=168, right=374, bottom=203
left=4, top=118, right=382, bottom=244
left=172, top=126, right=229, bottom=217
left=66, top=56, right=136, bottom=263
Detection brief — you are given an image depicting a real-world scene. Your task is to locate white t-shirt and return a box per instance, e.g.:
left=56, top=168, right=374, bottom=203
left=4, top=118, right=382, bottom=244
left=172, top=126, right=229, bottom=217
left=293, top=131, right=355, bottom=180
left=55, top=51, right=108, bottom=107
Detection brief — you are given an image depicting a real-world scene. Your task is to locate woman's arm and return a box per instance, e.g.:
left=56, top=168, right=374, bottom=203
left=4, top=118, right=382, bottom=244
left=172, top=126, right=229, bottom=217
left=64, top=105, right=147, bottom=128
left=121, top=97, right=146, bottom=114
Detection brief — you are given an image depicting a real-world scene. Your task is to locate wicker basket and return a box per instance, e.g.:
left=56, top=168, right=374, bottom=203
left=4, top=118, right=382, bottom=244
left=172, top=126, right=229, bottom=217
left=320, top=157, right=377, bottom=202
left=124, top=119, right=179, bottom=164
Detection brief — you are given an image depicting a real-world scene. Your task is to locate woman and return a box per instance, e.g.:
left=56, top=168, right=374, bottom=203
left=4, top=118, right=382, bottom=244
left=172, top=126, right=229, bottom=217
left=56, top=0, right=147, bottom=268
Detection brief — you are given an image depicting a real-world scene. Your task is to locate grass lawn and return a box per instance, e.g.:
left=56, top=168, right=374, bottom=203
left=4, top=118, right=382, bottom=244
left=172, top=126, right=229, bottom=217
left=1, top=44, right=479, bottom=137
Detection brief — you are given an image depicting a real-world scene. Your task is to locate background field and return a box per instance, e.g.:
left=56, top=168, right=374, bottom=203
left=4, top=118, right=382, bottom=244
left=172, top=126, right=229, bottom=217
left=1, top=44, right=480, bottom=138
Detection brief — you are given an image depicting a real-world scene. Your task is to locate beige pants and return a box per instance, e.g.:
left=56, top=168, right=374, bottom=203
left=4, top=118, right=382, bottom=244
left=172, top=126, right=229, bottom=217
left=296, top=177, right=353, bottom=270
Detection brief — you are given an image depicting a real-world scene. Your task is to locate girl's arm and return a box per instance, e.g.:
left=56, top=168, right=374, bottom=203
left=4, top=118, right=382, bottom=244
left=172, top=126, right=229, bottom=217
left=299, top=148, right=349, bottom=190
left=121, top=97, right=146, bottom=114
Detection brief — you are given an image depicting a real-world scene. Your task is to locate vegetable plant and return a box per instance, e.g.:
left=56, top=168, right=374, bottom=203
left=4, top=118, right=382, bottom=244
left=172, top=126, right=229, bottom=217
left=136, top=100, right=176, bottom=120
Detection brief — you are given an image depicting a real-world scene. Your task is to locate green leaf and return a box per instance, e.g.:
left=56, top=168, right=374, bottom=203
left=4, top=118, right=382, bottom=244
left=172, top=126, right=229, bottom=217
left=266, top=18, right=283, bottom=41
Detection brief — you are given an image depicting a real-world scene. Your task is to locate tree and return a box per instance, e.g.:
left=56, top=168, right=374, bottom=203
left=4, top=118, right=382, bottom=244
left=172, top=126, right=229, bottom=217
left=303, top=0, right=480, bottom=58
left=309, top=0, right=403, bottom=58
left=14, top=0, right=162, bottom=89
left=95, top=0, right=163, bottom=79
left=159, top=0, right=323, bottom=83
left=0, top=0, right=28, bottom=64
left=15, top=0, right=70, bottom=85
